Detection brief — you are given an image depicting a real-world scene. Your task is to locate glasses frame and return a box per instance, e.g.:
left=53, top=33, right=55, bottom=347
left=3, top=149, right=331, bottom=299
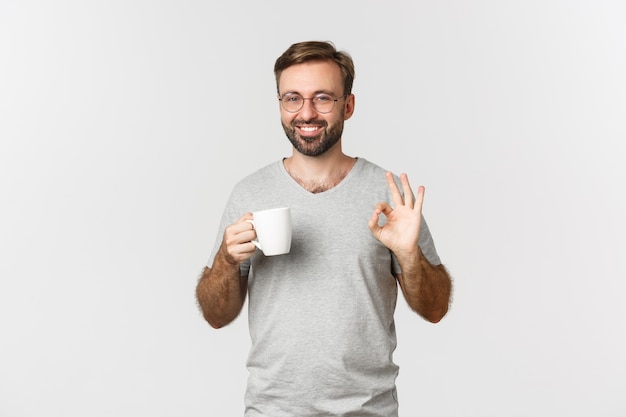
left=278, top=93, right=347, bottom=114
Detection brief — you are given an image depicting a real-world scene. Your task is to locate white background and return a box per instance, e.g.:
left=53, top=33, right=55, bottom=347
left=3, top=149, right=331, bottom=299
left=1, top=1, right=625, bottom=416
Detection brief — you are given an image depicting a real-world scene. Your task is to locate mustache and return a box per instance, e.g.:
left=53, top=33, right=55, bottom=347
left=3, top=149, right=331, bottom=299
left=292, top=119, right=327, bottom=127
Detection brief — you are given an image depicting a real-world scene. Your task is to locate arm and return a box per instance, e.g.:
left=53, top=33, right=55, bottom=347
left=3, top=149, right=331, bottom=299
left=195, top=213, right=256, bottom=329
left=368, top=172, right=452, bottom=323
left=394, top=247, right=452, bottom=323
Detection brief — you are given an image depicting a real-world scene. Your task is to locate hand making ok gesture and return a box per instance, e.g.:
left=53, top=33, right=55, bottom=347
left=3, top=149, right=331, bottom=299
left=368, top=172, right=424, bottom=259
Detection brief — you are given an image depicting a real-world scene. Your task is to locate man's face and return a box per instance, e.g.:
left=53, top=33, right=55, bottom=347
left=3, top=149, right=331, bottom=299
left=277, top=60, right=355, bottom=156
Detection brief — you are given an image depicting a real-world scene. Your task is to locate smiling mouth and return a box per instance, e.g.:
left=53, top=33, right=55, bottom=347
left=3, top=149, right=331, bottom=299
left=296, top=126, right=323, bottom=142
left=295, top=122, right=325, bottom=136
left=300, top=126, right=320, bottom=133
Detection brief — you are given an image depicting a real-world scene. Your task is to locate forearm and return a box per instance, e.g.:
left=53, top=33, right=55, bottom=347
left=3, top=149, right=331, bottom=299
left=195, top=244, right=248, bottom=329
left=396, top=247, right=452, bottom=323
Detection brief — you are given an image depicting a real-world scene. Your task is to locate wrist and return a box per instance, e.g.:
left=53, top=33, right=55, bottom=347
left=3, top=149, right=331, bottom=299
left=217, top=244, right=241, bottom=268
left=394, top=247, right=420, bottom=272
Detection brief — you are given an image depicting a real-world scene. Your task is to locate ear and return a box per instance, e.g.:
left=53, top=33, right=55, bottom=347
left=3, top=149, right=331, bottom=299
left=343, top=94, right=355, bottom=121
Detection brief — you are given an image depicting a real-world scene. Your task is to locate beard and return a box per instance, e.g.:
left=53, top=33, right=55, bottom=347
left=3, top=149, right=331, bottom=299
left=281, top=115, right=345, bottom=157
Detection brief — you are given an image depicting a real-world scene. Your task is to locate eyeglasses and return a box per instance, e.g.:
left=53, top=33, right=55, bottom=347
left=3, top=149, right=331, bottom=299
left=278, top=93, right=346, bottom=114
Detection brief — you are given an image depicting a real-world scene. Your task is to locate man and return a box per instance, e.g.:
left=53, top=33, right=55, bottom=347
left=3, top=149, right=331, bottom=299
left=196, top=40, right=452, bottom=416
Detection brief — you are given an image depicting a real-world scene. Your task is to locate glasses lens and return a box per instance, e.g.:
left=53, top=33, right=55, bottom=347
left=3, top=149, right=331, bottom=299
left=281, top=94, right=303, bottom=112
left=312, top=94, right=334, bottom=113
left=280, top=93, right=339, bottom=113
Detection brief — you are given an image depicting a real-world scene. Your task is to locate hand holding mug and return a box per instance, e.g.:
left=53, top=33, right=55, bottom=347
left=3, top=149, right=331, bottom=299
left=246, top=207, right=292, bottom=256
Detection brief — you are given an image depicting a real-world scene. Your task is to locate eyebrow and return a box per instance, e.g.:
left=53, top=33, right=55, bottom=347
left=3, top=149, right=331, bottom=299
left=281, top=89, right=337, bottom=96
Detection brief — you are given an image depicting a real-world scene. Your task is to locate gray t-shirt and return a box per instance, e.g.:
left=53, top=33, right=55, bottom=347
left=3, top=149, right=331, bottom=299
left=208, top=158, right=441, bottom=416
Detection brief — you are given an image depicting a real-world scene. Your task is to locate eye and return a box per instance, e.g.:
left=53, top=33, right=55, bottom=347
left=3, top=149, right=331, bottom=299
left=314, top=94, right=333, bottom=103
left=282, top=94, right=302, bottom=103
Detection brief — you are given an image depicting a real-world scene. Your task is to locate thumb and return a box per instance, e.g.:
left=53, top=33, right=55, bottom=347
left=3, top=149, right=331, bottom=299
left=368, top=208, right=381, bottom=233
left=368, top=202, right=391, bottom=235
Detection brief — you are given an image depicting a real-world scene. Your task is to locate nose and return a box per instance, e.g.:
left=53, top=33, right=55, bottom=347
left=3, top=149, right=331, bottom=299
left=298, top=98, right=318, bottom=119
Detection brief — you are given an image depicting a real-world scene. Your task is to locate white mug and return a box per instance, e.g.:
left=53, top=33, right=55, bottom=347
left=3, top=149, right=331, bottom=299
left=246, top=207, right=292, bottom=256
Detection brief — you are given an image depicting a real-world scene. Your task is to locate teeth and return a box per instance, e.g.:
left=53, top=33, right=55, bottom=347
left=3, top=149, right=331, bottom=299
left=301, top=127, right=319, bottom=132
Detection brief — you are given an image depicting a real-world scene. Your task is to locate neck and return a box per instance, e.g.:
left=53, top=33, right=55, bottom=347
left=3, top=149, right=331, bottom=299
left=284, top=150, right=357, bottom=193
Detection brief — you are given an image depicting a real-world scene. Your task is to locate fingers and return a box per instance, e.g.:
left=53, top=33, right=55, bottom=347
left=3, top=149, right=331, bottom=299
left=368, top=207, right=382, bottom=235
left=367, top=209, right=380, bottom=233
left=239, top=212, right=254, bottom=224
left=385, top=172, right=404, bottom=206
left=415, top=185, right=425, bottom=214
left=374, top=201, right=393, bottom=217
left=368, top=202, right=392, bottom=234
left=231, top=213, right=254, bottom=234
left=386, top=172, right=424, bottom=210
left=222, top=213, right=257, bottom=263
left=236, top=213, right=257, bottom=240
left=399, top=173, right=414, bottom=208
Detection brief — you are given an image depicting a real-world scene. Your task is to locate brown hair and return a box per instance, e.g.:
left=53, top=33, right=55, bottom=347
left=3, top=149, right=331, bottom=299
left=273, top=41, right=355, bottom=96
